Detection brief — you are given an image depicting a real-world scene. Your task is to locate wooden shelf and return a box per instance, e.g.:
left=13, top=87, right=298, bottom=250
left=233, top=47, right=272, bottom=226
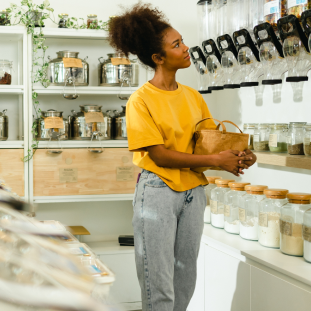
left=33, top=85, right=138, bottom=95
left=254, top=152, right=311, bottom=170
left=0, top=85, right=24, bottom=94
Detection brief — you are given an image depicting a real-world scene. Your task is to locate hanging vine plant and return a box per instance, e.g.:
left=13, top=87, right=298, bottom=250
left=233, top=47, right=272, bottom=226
left=1, top=0, right=109, bottom=162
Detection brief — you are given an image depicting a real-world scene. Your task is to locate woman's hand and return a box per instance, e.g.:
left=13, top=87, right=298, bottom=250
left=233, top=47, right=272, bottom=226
left=217, top=150, right=253, bottom=177
left=238, top=149, right=257, bottom=168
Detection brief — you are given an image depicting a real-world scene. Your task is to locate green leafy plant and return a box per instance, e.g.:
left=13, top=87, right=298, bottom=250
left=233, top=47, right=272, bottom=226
left=3, top=0, right=109, bottom=161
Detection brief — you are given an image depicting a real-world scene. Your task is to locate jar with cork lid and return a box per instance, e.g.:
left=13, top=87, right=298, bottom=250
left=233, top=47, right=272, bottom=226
left=239, top=185, right=268, bottom=241
left=224, top=182, right=250, bottom=235
left=280, top=193, right=311, bottom=257
left=204, top=176, right=222, bottom=224
left=269, top=123, right=288, bottom=153
left=210, top=179, right=235, bottom=229
left=287, top=122, right=307, bottom=155
left=303, top=208, right=311, bottom=263
left=258, top=189, right=289, bottom=248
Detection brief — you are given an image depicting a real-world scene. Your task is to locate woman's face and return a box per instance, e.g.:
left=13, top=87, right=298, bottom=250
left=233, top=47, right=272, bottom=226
left=158, top=27, right=191, bottom=70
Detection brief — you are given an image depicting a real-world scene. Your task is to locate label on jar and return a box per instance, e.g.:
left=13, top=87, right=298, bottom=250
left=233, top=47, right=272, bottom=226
left=44, top=117, right=64, bottom=129
left=210, top=200, right=218, bottom=214
left=280, top=219, right=292, bottom=236
left=303, top=225, right=311, bottom=242
left=259, top=212, right=268, bottom=227
left=116, top=167, right=134, bottom=181
left=63, top=57, right=83, bottom=68
left=264, top=1, right=279, bottom=16
left=111, top=58, right=131, bottom=66
left=288, top=0, right=307, bottom=9
left=269, top=134, right=278, bottom=148
left=253, top=134, right=260, bottom=143
left=84, top=112, right=104, bottom=123
left=304, top=137, right=311, bottom=145
left=239, top=208, right=246, bottom=222
left=224, top=205, right=231, bottom=217
left=59, top=168, right=78, bottom=183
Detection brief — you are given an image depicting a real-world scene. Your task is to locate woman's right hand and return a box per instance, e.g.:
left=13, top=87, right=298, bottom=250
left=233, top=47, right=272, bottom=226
left=216, top=150, right=252, bottom=177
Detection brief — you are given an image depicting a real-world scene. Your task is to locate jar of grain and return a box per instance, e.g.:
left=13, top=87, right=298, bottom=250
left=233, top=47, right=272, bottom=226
left=243, top=123, right=256, bottom=150
left=303, top=208, right=311, bottom=263
left=204, top=176, right=222, bottom=224
left=287, top=122, right=307, bottom=155
left=303, top=124, right=311, bottom=157
left=239, top=185, right=268, bottom=241
left=258, top=189, right=289, bottom=248
left=280, top=193, right=311, bottom=257
left=224, top=182, right=250, bottom=235
left=269, top=123, right=288, bottom=153
left=253, top=123, right=270, bottom=152
left=210, top=179, right=235, bottom=229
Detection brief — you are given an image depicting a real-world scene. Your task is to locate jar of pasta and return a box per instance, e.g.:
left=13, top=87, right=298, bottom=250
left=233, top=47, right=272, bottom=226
left=258, top=189, right=289, bottom=248
left=210, top=179, right=235, bottom=229
left=280, top=193, right=311, bottom=256
left=239, top=185, right=268, bottom=241
left=254, top=123, right=270, bottom=152
left=224, top=182, right=250, bottom=235
left=204, top=176, right=222, bottom=224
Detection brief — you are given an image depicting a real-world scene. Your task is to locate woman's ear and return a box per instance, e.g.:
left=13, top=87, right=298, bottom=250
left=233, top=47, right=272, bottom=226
left=152, top=53, right=165, bottom=66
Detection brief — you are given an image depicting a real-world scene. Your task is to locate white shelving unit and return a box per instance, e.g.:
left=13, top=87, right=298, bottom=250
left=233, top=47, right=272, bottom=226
left=0, top=85, right=24, bottom=94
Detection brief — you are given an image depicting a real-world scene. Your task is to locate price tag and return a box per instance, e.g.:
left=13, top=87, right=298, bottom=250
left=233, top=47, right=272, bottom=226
left=210, top=200, right=218, bottom=214
left=264, top=0, right=279, bottom=16
left=224, top=205, right=231, bottom=217
left=269, top=134, right=278, bottom=148
left=111, top=58, right=131, bottom=66
left=253, top=134, right=260, bottom=142
left=63, top=57, right=83, bottom=68
left=116, top=167, right=134, bottom=181
left=288, top=0, right=307, bottom=9
left=259, top=212, right=268, bottom=227
left=84, top=112, right=104, bottom=123
left=44, top=117, right=64, bottom=129
left=239, top=208, right=246, bottom=222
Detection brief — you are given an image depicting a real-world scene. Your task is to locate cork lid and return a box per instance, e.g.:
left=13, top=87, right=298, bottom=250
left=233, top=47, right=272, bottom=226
left=206, top=176, right=222, bottom=184
left=264, top=189, right=289, bottom=199
left=215, top=179, right=235, bottom=188
left=245, top=185, right=268, bottom=194
left=228, top=182, right=251, bottom=191
left=287, top=193, right=311, bottom=204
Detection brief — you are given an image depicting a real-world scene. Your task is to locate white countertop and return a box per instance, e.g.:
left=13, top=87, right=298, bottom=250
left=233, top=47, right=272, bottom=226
left=202, top=224, right=311, bottom=287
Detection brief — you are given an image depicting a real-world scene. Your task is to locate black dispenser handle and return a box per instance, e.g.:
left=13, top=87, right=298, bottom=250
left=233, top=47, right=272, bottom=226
left=202, top=39, right=222, bottom=63
left=189, top=46, right=207, bottom=65
left=254, top=22, right=284, bottom=58
left=301, top=9, right=311, bottom=37
left=217, top=34, right=238, bottom=59
left=277, top=14, right=309, bottom=52
left=233, top=29, right=260, bottom=62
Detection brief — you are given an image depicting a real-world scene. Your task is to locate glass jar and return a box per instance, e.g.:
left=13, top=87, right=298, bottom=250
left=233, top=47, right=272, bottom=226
left=264, top=0, right=287, bottom=30
left=288, top=0, right=311, bottom=20
left=287, top=122, right=307, bottom=155
left=0, top=60, right=12, bottom=85
left=303, top=208, right=311, bottom=263
left=268, top=123, right=288, bottom=153
left=204, top=176, right=222, bottom=224
left=224, top=182, right=250, bottom=235
left=0, top=10, right=10, bottom=26
left=210, top=179, right=235, bottom=229
left=253, top=123, right=270, bottom=152
left=303, top=124, right=311, bottom=156
left=280, top=193, right=311, bottom=256
left=239, top=185, right=268, bottom=240
left=87, top=14, right=98, bottom=29
left=243, top=123, right=256, bottom=150
left=258, top=189, right=289, bottom=248
left=58, top=13, right=69, bottom=28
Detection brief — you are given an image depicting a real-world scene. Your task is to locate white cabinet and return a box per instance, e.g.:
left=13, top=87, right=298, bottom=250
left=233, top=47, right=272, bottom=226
left=251, top=266, right=311, bottom=311
left=204, top=244, right=250, bottom=311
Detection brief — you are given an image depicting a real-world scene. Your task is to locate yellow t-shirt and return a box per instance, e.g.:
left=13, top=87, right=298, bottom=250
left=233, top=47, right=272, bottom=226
left=126, top=81, right=216, bottom=192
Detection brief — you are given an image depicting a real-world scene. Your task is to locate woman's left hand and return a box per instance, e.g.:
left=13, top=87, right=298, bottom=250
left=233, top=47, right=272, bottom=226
left=239, top=149, right=257, bottom=168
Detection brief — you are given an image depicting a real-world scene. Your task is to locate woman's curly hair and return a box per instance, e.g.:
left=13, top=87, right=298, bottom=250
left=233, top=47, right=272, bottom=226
left=108, top=3, right=171, bottom=69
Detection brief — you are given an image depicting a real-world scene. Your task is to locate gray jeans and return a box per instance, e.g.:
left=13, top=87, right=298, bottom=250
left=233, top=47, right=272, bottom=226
left=132, top=169, right=206, bottom=311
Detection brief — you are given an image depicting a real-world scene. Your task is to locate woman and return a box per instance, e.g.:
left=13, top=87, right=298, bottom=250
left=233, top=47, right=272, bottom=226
left=109, top=3, right=256, bottom=311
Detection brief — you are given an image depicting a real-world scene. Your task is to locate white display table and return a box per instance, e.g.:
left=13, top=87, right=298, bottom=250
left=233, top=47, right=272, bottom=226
left=188, top=224, right=311, bottom=311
